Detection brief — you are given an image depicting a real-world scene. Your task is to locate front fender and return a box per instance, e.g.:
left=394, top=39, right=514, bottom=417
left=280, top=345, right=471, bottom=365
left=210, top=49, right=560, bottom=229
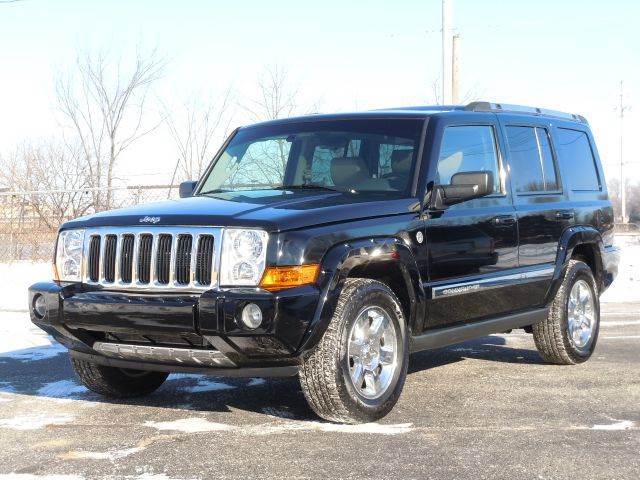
left=295, top=237, right=425, bottom=356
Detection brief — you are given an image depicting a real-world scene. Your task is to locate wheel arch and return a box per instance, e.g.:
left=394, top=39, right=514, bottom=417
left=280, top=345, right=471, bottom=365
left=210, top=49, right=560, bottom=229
left=296, top=237, right=426, bottom=355
left=547, top=226, right=605, bottom=304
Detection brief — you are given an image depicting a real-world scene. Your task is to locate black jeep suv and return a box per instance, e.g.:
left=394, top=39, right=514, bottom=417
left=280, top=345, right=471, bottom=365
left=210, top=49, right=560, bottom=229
left=29, top=102, right=619, bottom=423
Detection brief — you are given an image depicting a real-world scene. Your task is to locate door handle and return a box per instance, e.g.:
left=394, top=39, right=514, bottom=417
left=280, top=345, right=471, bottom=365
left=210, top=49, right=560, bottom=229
left=555, top=210, right=575, bottom=221
left=491, top=215, right=516, bottom=226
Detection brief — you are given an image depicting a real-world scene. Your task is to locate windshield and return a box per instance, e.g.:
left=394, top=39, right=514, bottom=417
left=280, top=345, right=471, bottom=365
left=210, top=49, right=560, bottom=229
left=197, top=119, right=423, bottom=195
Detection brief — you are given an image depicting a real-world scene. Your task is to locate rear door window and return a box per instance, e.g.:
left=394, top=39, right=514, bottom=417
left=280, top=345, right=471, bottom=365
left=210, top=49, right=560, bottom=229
left=505, top=126, right=560, bottom=193
left=555, top=128, right=601, bottom=191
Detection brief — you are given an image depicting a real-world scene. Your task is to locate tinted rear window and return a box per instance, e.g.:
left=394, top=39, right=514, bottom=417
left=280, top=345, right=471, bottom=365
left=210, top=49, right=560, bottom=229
left=555, top=128, right=600, bottom=191
left=506, top=126, right=560, bottom=193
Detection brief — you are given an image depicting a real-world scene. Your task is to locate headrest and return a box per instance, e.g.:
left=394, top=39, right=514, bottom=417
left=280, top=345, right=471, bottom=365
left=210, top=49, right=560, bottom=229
left=391, top=149, right=413, bottom=175
left=330, top=157, right=368, bottom=187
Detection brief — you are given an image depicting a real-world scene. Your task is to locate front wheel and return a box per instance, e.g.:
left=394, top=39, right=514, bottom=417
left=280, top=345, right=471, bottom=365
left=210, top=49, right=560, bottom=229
left=71, top=358, right=169, bottom=398
left=299, top=278, right=408, bottom=424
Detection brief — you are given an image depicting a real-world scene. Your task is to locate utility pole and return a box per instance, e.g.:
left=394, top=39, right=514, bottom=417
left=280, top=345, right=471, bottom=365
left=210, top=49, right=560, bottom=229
left=617, top=81, right=630, bottom=223
left=452, top=34, right=460, bottom=104
left=442, top=0, right=452, bottom=104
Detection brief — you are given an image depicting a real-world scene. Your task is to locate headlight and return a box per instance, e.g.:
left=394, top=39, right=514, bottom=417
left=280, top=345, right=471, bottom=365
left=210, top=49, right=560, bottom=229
left=220, top=229, right=268, bottom=286
left=55, top=229, right=85, bottom=282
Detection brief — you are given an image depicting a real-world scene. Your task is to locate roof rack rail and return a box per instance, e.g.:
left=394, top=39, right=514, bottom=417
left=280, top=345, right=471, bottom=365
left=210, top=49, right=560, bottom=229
left=464, top=101, right=588, bottom=124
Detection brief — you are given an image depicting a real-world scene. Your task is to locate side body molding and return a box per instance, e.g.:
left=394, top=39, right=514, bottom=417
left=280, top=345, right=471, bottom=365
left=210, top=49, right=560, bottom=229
left=295, top=237, right=426, bottom=355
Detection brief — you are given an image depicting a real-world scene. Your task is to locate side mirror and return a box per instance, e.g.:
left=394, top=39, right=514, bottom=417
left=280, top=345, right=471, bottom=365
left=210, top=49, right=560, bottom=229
left=179, top=180, right=197, bottom=198
left=429, top=171, right=493, bottom=209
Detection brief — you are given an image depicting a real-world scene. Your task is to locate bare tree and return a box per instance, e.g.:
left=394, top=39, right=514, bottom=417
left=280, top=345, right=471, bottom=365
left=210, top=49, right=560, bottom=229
left=428, top=78, right=482, bottom=105
left=163, top=88, right=234, bottom=182
left=236, top=66, right=307, bottom=184
left=0, top=140, right=93, bottom=228
left=242, top=65, right=298, bottom=122
left=56, top=48, right=165, bottom=210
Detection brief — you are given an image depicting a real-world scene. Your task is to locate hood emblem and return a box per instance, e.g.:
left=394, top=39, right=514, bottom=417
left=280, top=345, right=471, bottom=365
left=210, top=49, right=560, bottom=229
left=139, top=216, right=161, bottom=224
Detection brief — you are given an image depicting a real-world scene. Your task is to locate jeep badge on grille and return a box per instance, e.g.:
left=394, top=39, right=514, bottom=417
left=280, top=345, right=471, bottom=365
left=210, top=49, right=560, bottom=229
left=139, top=216, right=161, bottom=224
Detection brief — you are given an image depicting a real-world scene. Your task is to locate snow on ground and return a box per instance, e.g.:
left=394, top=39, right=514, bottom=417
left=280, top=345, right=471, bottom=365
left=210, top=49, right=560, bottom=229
left=37, top=380, right=88, bottom=398
left=591, top=420, right=636, bottom=431
left=600, top=236, right=640, bottom=303
left=144, top=418, right=234, bottom=433
left=0, top=413, right=75, bottom=430
left=0, top=261, right=51, bottom=312
left=143, top=416, right=414, bottom=435
left=0, top=261, right=66, bottom=360
left=0, top=311, right=65, bottom=360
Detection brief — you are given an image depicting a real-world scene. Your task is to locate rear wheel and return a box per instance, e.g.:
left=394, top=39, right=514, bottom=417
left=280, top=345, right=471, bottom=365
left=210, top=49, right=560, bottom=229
left=299, top=278, right=408, bottom=424
left=533, top=260, right=600, bottom=365
left=71, top=358, right=169, bottom=398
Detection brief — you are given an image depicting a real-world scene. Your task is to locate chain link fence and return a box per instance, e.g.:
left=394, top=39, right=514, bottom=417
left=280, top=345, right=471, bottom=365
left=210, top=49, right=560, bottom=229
left=0, top=185, right=179, bottom=262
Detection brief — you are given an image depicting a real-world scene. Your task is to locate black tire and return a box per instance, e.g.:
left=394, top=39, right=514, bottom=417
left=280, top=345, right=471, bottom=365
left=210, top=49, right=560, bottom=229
left=532, top=260, right=600, bottom=365
left=71, top=357, right=169, bottom=398
left=299, top=278, right=409, bottom=424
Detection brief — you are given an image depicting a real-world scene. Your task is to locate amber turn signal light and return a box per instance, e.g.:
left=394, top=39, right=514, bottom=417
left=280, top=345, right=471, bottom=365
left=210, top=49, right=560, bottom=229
left=259, top=264, right=320, bottom=291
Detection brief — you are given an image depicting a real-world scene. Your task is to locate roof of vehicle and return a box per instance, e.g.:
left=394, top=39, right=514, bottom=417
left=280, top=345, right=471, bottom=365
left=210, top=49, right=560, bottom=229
left=243, top=102, right=588, bottom=128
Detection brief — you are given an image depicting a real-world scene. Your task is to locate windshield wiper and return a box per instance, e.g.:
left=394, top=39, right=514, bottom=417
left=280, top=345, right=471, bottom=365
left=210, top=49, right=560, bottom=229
left=198, top=188, right=231, bottom=195
left=274, top=184, right=345, bottom=193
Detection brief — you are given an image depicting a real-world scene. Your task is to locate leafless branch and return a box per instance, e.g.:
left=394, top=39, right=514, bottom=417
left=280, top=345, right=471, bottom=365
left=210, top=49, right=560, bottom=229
left=55, top=47, right=166, bottom=209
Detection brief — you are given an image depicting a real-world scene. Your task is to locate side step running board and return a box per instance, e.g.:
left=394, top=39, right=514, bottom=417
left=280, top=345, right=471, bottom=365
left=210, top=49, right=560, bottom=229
left=410, top=308, right=548, bottom=353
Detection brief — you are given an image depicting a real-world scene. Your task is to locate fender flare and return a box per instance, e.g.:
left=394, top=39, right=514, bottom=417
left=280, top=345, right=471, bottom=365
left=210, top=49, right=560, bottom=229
left=547, top=225, right=604, bottom=304
left=295, top=236, right=426, bottom=355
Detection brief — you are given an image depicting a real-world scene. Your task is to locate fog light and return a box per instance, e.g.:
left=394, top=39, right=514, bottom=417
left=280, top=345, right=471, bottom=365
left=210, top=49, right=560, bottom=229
left=33, top=294, right=47, bottom=319
left=241, top=303, right=263, bottom=329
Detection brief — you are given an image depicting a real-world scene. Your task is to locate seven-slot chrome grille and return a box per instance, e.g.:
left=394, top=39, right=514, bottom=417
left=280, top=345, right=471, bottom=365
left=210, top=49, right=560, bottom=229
left=82, top=227, right=222, bottom=291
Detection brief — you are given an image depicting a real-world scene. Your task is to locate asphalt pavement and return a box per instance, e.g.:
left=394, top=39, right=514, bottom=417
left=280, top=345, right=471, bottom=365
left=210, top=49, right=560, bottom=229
left=0, top=303, right=638, bottom=480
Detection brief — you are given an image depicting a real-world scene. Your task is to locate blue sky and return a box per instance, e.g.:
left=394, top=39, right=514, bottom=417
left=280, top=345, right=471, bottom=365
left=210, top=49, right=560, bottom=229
left=1, top=0, right=638, bottom=184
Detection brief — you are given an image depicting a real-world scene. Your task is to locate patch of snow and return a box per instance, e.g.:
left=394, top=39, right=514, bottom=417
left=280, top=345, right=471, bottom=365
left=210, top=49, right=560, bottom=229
left=37, top=380, right=88, bottom=398
left=63, top=447, right=143, bottom=461
left=0, top=261, right=51, bottom=312
left=601, top=240, right=640, bottom=303
left=0, top=263, right=68, bottom=361
left=144, top=417, right=233, bottom=433
left=179, top=378, right=234, bottom=393
left=0, top=475, right=85, bottom=480
left=0, top=310, right=66, bottom=362
left=251, top=421, right=414, bottom=436
left=591, top=420, right=635, bottom=431
left=0, top=335, right=67, bottom=362
left=0, top=382, right=16, bottom=393
left=128, top=474, right=195, bottom=480
left=0, top=413, right=75, bottom=430
left=144, top=416, right=413, bottom=436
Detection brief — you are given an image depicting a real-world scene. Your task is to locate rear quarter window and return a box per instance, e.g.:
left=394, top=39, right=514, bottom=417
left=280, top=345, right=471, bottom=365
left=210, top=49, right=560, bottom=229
left=555, top=128, right=601, bottom=191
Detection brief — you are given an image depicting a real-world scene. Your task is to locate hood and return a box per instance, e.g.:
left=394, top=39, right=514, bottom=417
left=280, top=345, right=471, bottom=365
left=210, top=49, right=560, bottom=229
left=62, top=189, right=418, bottom=232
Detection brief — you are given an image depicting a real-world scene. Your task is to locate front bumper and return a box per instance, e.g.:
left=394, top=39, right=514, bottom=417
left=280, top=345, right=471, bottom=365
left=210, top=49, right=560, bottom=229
left=28, top=281, right=321, bottom=375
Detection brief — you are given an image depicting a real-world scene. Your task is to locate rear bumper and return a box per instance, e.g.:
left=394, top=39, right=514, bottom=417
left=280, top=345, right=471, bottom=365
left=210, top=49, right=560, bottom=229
left=602, top=245, right=621, bottom=291
left=28, top=281, right=320, bottom=375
